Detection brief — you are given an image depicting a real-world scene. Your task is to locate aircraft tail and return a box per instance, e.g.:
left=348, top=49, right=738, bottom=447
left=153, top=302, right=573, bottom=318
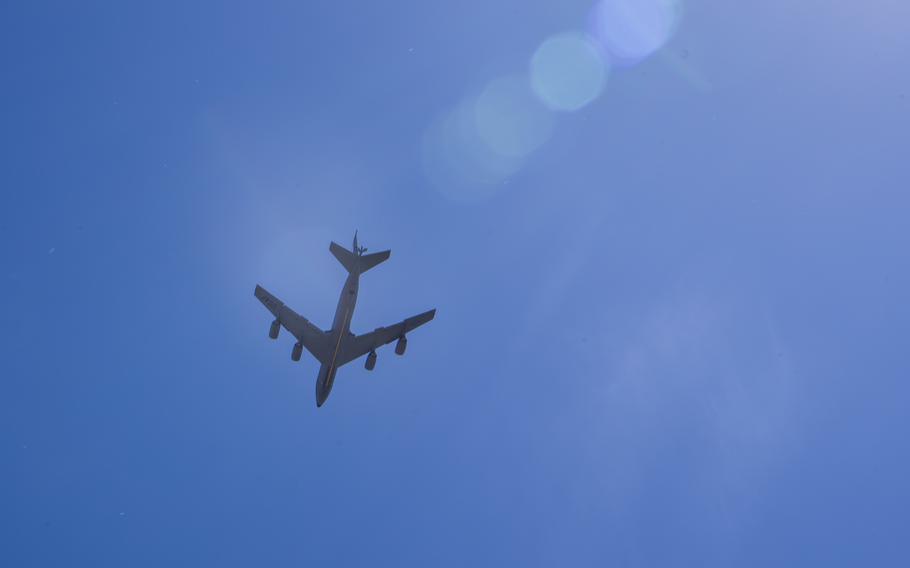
left=330, top=238, right=390, bottom=274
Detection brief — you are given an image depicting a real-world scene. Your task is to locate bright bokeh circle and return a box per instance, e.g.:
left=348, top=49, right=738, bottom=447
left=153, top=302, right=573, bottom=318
left=590, top=0, right=682, bottom=65
left=530, top=32, right=608, bottom=112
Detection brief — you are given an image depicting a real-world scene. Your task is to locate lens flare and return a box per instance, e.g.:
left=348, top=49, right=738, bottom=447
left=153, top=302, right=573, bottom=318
left=590, top=0, right=682, bottom=65
left=473, top=74, right=555, bottom=158
left=421, top=97, right=525, bottom=202
left=531, top=32, right=609, bottom=112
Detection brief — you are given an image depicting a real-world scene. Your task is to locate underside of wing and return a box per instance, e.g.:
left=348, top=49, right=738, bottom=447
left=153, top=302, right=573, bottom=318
left=337, top=308, right=436, bottom=366
left=254, top=284, right=331, bottom=363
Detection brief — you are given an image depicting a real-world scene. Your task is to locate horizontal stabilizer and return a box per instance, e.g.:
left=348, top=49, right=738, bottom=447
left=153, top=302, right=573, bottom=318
left=330, top=242, right=390, bottom=274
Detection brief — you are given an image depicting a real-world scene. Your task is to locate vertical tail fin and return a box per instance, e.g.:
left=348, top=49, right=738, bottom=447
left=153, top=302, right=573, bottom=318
left=353, top=230, right=366, bottom=255
left=329, top=237, right=390, bottom=274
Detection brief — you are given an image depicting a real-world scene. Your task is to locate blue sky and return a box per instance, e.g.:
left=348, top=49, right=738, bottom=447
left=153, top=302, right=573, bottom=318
left=2, top=1, right=909, bottom=566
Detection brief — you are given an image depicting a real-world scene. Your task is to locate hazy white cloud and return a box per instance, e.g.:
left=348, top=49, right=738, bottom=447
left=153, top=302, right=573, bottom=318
left=555, top=278, right=803, bottom=537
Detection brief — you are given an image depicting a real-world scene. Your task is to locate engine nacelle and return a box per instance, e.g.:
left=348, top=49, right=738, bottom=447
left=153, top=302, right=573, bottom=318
left=365, top=350, right=377, bottom=370
left=269, top=319, right=280, bottom=339
left=395, top=336, right=407, bottom=356
left=291, top=342, right=303, bottom=362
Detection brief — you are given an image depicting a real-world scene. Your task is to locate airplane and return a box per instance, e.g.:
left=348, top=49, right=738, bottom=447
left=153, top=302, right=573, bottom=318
left=254, top=232, right=436, bottom=407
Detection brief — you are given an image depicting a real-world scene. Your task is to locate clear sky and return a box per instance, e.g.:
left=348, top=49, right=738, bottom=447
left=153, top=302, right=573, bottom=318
left=2, top=1, right=909, bottom=566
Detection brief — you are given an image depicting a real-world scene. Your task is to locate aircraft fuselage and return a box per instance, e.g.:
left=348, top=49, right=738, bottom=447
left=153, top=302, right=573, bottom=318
left=316, top=270, right=360, bottom=407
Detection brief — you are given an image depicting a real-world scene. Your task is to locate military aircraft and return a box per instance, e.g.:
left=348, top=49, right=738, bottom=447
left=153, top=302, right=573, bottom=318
left=254, top=232, right=436, bottom=407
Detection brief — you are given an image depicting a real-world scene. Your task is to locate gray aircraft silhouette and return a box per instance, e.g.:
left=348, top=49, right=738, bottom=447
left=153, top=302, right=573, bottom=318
left=255, top=232, right=436, bottom=407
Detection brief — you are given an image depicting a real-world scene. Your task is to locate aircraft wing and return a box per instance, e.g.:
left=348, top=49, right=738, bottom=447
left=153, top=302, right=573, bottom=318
left=337, top=308, right=436, bottom=366
left=255, top=284, right=331, bottom=363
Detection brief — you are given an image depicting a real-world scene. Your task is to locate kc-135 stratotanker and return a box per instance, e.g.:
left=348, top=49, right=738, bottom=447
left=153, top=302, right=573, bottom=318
left=255, top=233, right=436, bottom=407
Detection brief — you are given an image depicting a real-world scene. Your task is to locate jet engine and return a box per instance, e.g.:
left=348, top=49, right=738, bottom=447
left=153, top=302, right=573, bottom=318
left=269, top=319, right=280, bottom=339
left=291, top=342, right=303, bottom=362
left=365, top=350, right=377, bottom=370
left=395, top=336, right=407, bottom=356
